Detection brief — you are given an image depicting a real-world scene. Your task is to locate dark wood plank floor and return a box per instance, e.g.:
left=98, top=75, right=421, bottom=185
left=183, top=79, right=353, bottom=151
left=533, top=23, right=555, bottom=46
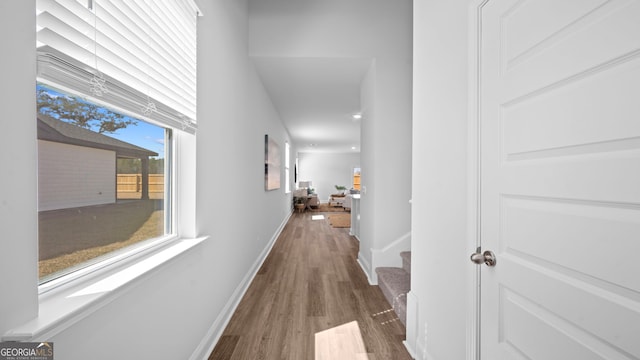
left=208, top=211, right=412, bottom=360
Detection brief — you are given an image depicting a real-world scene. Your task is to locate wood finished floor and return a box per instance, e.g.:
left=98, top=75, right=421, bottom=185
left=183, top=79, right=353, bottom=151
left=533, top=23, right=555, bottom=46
left=208, top=211, right=412, bottom=360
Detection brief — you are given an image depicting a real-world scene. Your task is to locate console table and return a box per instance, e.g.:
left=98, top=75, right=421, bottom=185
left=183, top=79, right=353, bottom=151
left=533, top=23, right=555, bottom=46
left=329, top=194, right=346, bottom=207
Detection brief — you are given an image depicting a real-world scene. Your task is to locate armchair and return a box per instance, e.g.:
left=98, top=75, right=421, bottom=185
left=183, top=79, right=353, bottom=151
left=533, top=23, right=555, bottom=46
left=343, top=194, right=352, bottom=211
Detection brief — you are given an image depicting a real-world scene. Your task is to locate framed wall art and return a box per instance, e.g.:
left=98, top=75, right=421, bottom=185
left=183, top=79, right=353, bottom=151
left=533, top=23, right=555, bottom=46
left=264, top=134, right=281, bottom=191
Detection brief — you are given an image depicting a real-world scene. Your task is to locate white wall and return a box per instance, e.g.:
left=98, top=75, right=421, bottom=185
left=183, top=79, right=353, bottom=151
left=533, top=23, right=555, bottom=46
left=358, top=61, right=377, bottom=275
left=249, top=0, right=413, bottom=281
left=0, top=0, right=294, bottom=359
left=0, top=0, right=38, bottom=337
left=408, top=0, right=473, bottom=359
left=297, top=152, right=360, bottom=202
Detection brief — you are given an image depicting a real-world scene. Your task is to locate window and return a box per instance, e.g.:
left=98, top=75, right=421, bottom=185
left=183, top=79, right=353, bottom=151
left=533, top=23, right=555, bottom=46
left=353, top=167, right=361, bottom=190
left=35, top=0, right=199, bottom=285
left=37, top=84, right=172, bottom=283
left=285, top=142, right=291, bottom=193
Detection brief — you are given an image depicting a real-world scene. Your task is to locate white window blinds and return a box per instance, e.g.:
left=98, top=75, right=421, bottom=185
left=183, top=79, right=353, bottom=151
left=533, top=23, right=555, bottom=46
left=36, top=0, right=200, bottom=133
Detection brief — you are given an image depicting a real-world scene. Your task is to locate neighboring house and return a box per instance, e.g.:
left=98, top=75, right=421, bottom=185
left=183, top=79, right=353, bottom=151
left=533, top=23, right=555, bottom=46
left=37, top=115, right=157, bottom=211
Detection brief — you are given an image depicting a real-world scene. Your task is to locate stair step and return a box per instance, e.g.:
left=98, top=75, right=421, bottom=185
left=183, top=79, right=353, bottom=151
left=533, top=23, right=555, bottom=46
left=375, top=267, right=410, bottom=326
left=400, top=251, right=411, bottom=275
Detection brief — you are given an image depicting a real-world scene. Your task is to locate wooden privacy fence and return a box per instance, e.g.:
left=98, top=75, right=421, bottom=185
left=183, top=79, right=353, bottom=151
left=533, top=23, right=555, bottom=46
left=117, top=174, right=164, bottom=194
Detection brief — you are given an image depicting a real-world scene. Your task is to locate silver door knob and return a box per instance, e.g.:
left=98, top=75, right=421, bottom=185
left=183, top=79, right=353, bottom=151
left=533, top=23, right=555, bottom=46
left=470, top=250, right=496, bottom=267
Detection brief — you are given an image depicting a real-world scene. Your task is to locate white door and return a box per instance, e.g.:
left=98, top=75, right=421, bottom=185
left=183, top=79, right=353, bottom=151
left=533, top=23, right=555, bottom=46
left=475, top=0, right=640, bottom=358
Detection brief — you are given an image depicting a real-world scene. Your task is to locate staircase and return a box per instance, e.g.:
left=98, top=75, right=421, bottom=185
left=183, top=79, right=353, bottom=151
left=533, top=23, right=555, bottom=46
left=375, top=251, right=411, bottom=325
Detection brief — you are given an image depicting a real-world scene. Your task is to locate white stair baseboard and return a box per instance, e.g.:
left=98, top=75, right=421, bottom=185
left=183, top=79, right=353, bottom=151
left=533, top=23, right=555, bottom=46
left=370, top=232, right=411, bottom=284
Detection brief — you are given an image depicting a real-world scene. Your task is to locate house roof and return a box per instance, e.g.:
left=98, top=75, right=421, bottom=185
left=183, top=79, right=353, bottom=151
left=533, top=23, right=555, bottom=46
left=37, top=114, right=158, bottom=158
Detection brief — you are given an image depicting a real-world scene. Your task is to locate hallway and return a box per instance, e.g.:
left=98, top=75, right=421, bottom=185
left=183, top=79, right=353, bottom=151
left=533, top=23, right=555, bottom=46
left=208, top=211, right=412, bottom=359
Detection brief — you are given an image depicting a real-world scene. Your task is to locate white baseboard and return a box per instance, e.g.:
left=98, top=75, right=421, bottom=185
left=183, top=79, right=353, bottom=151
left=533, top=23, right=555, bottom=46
left=356, top=252, right=373, bottom=285
left=404, top=340, right=417, bottom=359
left=189, top=212, right=291, bottom=360
left=370, top=231, right=411, bottom=284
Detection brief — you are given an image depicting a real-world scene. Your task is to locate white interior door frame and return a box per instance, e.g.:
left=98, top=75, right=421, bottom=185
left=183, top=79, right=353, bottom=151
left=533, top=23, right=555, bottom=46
left=466, top=1, right=490, bottom=360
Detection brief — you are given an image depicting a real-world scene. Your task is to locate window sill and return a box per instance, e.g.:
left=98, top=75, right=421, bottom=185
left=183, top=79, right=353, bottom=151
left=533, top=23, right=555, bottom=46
left=2, top=236, right=208, bottom=341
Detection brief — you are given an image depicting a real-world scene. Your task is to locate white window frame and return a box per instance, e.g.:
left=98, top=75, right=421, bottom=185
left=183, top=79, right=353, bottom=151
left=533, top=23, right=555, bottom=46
left=285, top=141, right=291, bottom=193
left=35, top=97, right=179, bottom=291
left=5, top=100, right=203, bottom=341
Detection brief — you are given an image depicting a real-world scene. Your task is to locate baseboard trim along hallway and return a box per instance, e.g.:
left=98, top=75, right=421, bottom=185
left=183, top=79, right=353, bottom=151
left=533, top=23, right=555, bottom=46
left=189, top=213, right=291, bottom=360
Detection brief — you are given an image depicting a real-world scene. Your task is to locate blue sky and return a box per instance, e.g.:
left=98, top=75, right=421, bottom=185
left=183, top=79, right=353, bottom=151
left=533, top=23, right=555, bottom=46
left=37, top=84, right=165, bottom=158
left=108, top=121, right=165, bottom=159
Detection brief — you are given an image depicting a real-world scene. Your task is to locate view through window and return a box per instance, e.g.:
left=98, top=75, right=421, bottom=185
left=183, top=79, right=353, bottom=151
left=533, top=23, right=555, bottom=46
left=285, top=142, right=291, bottom=193
left=37, top=84, right=170, bottom=283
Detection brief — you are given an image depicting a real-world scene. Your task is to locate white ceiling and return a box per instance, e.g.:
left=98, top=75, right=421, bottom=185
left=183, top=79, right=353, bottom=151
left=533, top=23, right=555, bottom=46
left=252, top=57, right=370, bottom=153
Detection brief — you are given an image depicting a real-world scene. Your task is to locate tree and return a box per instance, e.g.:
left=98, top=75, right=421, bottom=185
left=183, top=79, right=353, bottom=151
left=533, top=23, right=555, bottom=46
left=117, top=158, right=164, bottom=174
left=117, top=158, right=141, bottom=174
left=149, top=158, right=164, bottom=174
left=37, top=87, right=137, bottom=134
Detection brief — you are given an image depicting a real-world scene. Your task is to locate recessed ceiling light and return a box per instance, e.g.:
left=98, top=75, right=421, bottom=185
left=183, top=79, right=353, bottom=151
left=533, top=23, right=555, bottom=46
left=351, top=146, right=357, bottom=150
left=352, top=114, right=362, bottom=120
